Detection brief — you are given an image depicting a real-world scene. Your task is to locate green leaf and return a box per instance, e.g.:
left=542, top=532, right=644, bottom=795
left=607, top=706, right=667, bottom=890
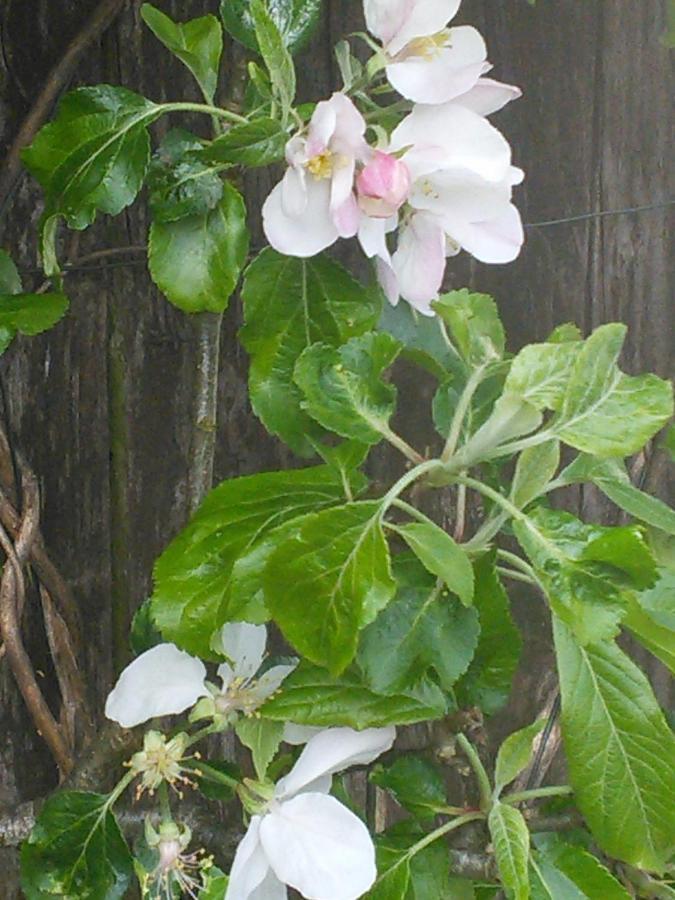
left=295, top=333, right=401, bottom=445
left=141, top=5, right=223, bottom=103
left=129, top=599, right=162, bottom=655
left=369, top=858, right=411, bottom=900
left=379, top=299, right=460, bottom=381
left=390, top=520, right=474, bottom=607
left=495, top=719, right=546, bottom=795
left=148, top=129, right=224, bottom=223
left=199, top=867, right=229, bottom=899
left=358, top=557, right=479, bottom=693
left=511, top=441, right=560, bottom=509
left=194, top=759, right=240, bottom=802
left=553, top=617, right=675, bottom=872
left=234, top=717, right=284, bottom=779
left=530, top=858, right=587, bottom=900
left=534, top=835, right=631, bottom=899
left=505, top=341, right=580, bottom=411
left=0, top=249, right=22, bottom=294
left=263, top=501, right=395, bottom=674
left=152, top=464, right=360, bottom=656
left=488, top=802, right=530, bottom=900
left=459, top=393, right=543, bottom=464
left=20, top=792, right=133, bottom=899
left=371, top=756, right=447, bottom=819
left=202, top=118, right=287, bottom=168
left=547, top=323, right=582, bottom=344
left=550, top=324, right=674, bottom=457
left=0, top=292, right=69, bottom=336
left=220, top=0, right=322, bottom=53
left=148, top=181, right=248, bottom=313
left=455, top=552, right=522, bottom=715
left=22, top=86, right=160, bottom=228
left=433, top=289, right=505, bottom=366
left=250, top=0, right=296, bottom=115
left=593, top=476, right=675, bottom=536
left=261, top=662, right=447, bottom=728
left=240, top=249, right=381, bottom=456
left=371, top=824, right=453, bottom=900
left=624, top=593, right=675, bottom=675
left=638, top=568, right=675, bottom=629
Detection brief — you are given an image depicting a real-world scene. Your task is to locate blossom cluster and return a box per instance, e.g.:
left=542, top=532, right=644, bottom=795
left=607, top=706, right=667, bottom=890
left=262, top=0, right=524, bottom=315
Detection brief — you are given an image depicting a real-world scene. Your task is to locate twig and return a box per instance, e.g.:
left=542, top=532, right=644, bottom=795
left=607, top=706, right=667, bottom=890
left=186, top=313, right=222, bottom=514
left=0, top=0, right=127, bottom=215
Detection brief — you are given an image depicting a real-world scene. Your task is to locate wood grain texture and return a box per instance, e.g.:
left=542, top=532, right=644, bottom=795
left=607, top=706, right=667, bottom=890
left=0, top=0, right=673, bottom=892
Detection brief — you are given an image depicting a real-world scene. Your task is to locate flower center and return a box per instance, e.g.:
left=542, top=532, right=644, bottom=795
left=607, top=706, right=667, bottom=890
left=405, top=31, right=450, bottom=61
left=307, top=151, right=334, bottom=179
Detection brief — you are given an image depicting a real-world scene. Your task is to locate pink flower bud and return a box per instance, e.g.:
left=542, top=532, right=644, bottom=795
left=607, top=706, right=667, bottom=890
left=357, top=151, right=411, bottom=218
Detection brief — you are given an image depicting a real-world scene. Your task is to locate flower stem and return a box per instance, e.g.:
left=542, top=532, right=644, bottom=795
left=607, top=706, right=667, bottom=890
left=158, top=782, right=173, bottom=825
left=442, top=365, right=488, bottom=463
left=380, top=425, right=425, bottom=464
left=503, top=785, right=573, bottom=805
left=456, top=733, right=493, bottom=814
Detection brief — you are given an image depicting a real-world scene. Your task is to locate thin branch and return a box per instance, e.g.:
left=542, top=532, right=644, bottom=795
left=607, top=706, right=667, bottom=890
left=0, top=0, right=127, bottom=215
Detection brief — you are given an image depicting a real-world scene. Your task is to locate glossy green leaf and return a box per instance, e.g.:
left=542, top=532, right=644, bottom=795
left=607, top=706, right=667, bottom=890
left=194, top=759, right=240, bottom=802
left=295, top=333, right=402, bottom=445
left=505, top=341, right=580, bottom=411
left=152, top=464, right=360, bottom=656
left=263, top=501, right=395, bottom=674
left=0, top=292, right=69, bottom=336
left=433, top=289, right=505, bottom=366
left=20, top=792, right=133, bottom=899
left=148, top=181, right=248, bottom=313
left=148, top=129, right=224, bottom=223
left=530, top=858, right=587, bottom=900
left=358, top=557, right=479, bottom=693
left=250, top=0, right=296, bottom=114
left=220, top=0, right=322, bottom=53
left=240, top=249, right=381, bottom=456
left=22, top=86, right=160, bottom=228
left=455, top=552, right=522, bottom=715
left=554, top=617, right=675, bottom=872
left=488, top=802, right=530, bottom=900
left=371, top=824, right=453, bottom=900
left=379, top=299, right=460, bottom=381
left=389, top=520, right=474, bottom=606
left=534, top=835, right=631, bottom=899
left=511, top=441, right=560, bottom=509
left=495, top=719, right=546, bottom=794
left=129, top=599, right=162, bottom=656
left=370, top=756, right=447, bottom=819
left=638, top=568, right=675, bottom=629
left=550, top=324, right=673, bottom=457
left=202, top=118, right=287, bottom=167
left=0, top=249, right=22, bottom=294
left=234, top=717, right=284, bottom=779
left=547, top=323, right=582, bottom=343
left=369, top=857, right=410, bottom=900
left=141, top=5, right=223, bottom=103
left=261, top=662, right=447, bottom=728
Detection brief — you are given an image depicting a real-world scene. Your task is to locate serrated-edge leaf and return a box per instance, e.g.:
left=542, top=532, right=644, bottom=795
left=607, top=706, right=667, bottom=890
left=391, top=520, right=474, bottom=607
left=488, top=802, right=530, bottom=900
left=495, top=718, right=546, bottom=795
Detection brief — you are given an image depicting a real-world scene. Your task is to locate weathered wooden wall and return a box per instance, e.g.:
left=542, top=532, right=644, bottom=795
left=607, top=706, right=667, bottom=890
left=0, top=0, right=673, bottom=893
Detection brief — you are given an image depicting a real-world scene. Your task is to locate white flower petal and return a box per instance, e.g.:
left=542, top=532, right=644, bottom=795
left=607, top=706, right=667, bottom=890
left=220, top=622, right=267, bottom=681
left=411, top=167, right=512, bottom=223
left=377, top=257, right=400, bottom=307
left=358, top=215, right=392, bottom=263
left=281, top=166, right=308, bottom=218
left=388, top=0, right=462, bottom=56
left=454, top=76, right=522, bottom=116
left=217, top=661, right=235, bottom=691
left=326, top=93, right=367, bottom=158
left=260, top=793, right=377, bottom=900
left=275, top=727, right=395, bottom=799
left=386, top=26, right=486, bottom=104
left=104, top=643, right=207, bottom=729
left=307, top=99, right=338, bottom=157
left=364, top=0, right=410, bottom=45
left=252, top=664, right=297, bottom=702
left=263, top=177, right=339, bottom=258
left=392, top=214, right=447, bottom=315
left=225, top=817, right=273, bottom=900
left=446, top=203, right=525, bottom=264
left=249, top=868, right=287, bottom=900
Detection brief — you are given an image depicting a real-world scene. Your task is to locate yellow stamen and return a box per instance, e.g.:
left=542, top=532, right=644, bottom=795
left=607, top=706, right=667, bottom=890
left=307, top=151, right=334, bottom=179
left=406, top=31, right=450, bottom=61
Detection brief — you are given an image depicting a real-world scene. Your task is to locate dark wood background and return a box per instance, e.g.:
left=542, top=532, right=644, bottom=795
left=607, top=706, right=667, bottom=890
left=0, top=0, right=673, bottom=892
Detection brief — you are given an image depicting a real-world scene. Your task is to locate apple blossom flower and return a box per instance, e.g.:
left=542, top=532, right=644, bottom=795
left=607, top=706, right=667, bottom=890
left=226, top=726, right=396, bottom=900
left=263, top=93, right=368, bottom=257
left=105, top=623, right=295, bottom=728
left=364, top=0, right=488, bottom=105
left=143, top=819, right=211, bottom=900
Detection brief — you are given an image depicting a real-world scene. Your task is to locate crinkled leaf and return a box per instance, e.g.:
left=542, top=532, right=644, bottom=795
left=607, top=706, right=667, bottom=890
left=358, top=557, right=479, bottom=693
left=553, top=617, right=675, bottom=872
left=511, top=441, right=560, bottom=509
left=0, top=292, right=69, bottom=336
left=547, top=323, right=582, bottom=344
left=456, top=552, right=522, bottom=715
left=505, top=341, right=580, bottom=411
left=22, top=86, right=160, bottom=228
left=260, top=662, right=448, bottom=728
left=240, top=249, right=381, bottom=456
left=250, top=0, right=296, bottom=115
left=550, top=324, right=673, bottom=457
left=20, top=792, right=133, bottom=899
left=148, top=129, right=224, bottom=223
left=202, top=118, right=287, bottom=168
left=141, top=5, right=223, bottom=102
left=148, top=181, right=248, bottom=313
left=220, top=0, right=322, bottom=53
left=433, top=289, right=505, bottom=366
left=488, top=802, right=530, bottom=900
left=234, top=717, right=284, bottom=779
left=495, top=718, right=546, bottom=795
left=295, top=333, right=402, bottom=445
left=263, top=501, right=395, bottom=674
left=389, top=520, right=474, bottom=607
left=152, top=464, right=361, bottom=657
left=370, top=756, right=447, bottom=819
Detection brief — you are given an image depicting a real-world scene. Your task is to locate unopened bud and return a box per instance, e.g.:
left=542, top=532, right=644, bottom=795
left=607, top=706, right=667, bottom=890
left=357, top=151, right=411, bottom=218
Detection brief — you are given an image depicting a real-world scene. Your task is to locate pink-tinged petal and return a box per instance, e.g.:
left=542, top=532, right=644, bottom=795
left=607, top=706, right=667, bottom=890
left=260, top=793, right=377, bottom=900
left=387, top=27, right=486, bottom=104
left=219, top=622, right=267, bottom=681
left=105, top=643, right=207, bottom=728
left=393, top=104, right=512, bottom=182
left=225, top=817, right=273, bottom=900
left=446, top=203, right=525, bottom=264
left=263, top=178, right=339, bottom=258
left=285, top=134, right=308, bottom=168
left=358, top=215, right=392, bottom=263
left=281, top=166, right=308, bottom=218
left=411, top=167, right=512, bottom=223
left=392, top=214, right=446, bottom=315
left=307, top=100, right=337, bottom=157
left=333, top=193, right=361, bottom=238
left=275, top=727, right=395, bottom=799
left=389, top=0, right=462, bottom=56
left=377, top=257, right=401, bottom=307
left=454, top=76, right=522, bottom=116
left=364, top=0, right=410, bottom=45
left=327, top=93, right=367, bottom=158
left=357, top=152, right=411, bottom=218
